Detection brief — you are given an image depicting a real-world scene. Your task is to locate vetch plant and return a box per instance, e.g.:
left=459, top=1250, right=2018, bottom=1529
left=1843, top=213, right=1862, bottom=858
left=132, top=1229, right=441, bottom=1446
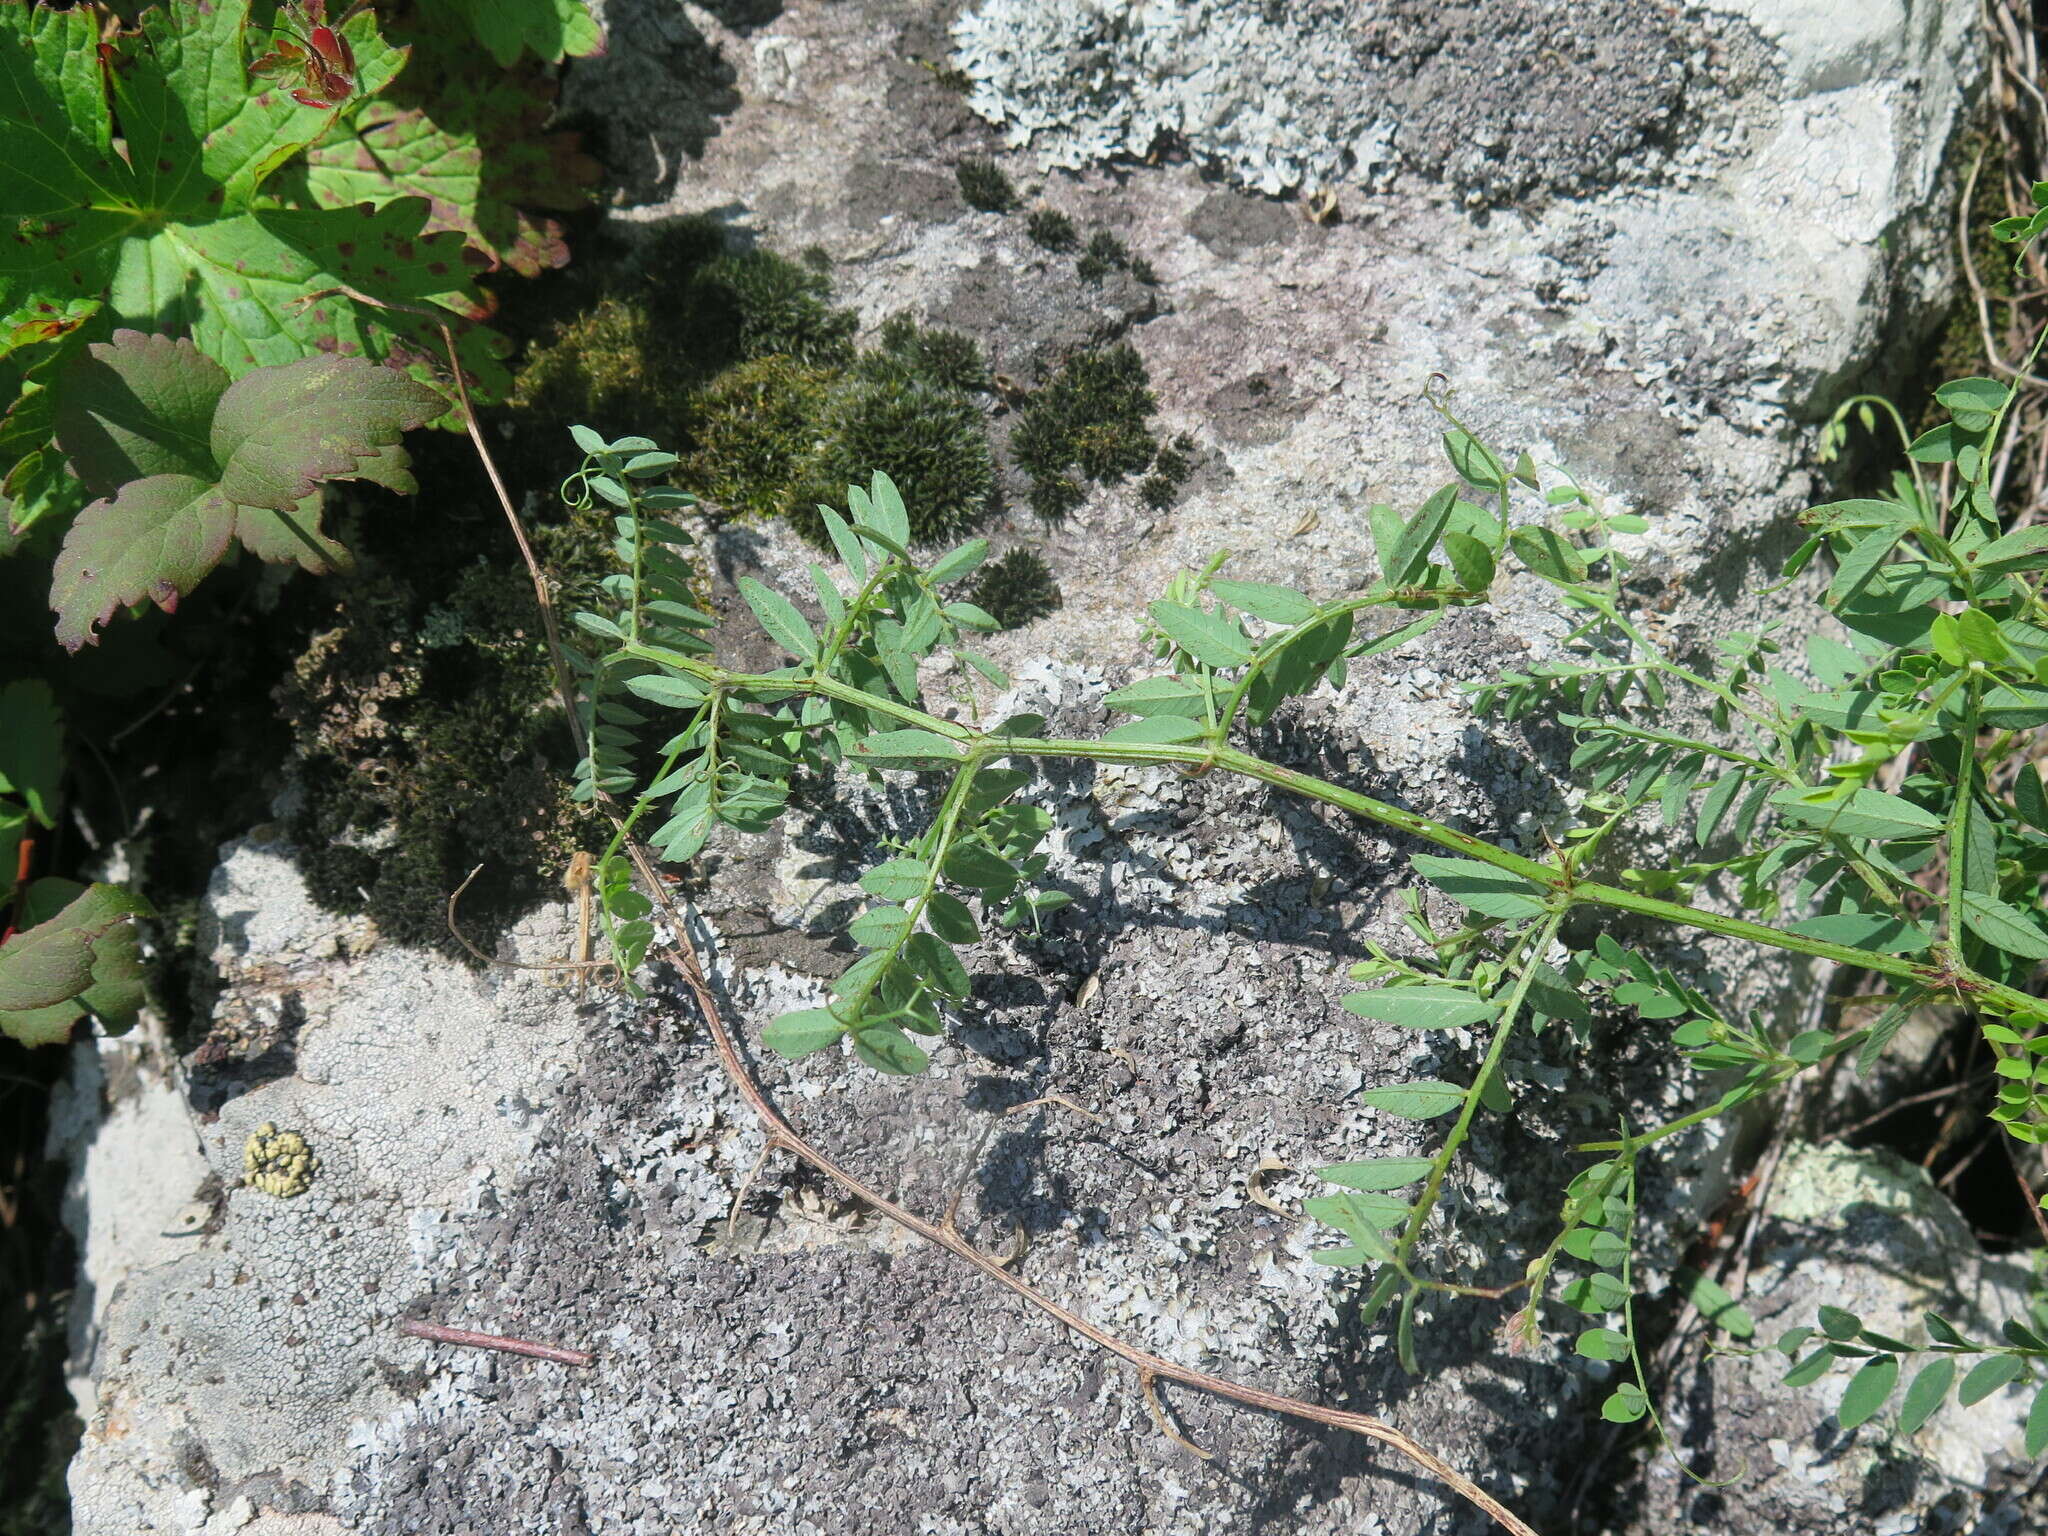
left=552, top=329, right=2048, bottom=1504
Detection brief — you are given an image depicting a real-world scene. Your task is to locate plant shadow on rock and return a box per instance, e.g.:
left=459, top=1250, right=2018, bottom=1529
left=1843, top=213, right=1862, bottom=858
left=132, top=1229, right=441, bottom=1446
left=560, top=0, right=783, bottom=204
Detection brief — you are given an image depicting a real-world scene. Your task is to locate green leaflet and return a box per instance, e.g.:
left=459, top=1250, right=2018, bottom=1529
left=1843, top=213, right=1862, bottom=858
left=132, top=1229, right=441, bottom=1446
left=1360, top=1080, right=1467, bottom=1120
left=1149, top=600, right=1253, bottom=669
left=1959, top=1354, right=2025, bottom=1406
left=1958, top=891, right=2048, bottom=960
left=763, top=1008, right=845, bottom=1060
left=1768, top=787, right=1944, bottom=841
left=1102, top=674, right=1208, bottom=718
left=1341, top=985, right=1498, bottom=1030
left=738, top=575, right=818, bottom=662
left=1896, top=1358, right=1954, bottom=1436
left=1837, top=1356, right=1900, bottom=1430
left=1318, top=1157, right=1433, bottom=1192
left=1208, top=577, right=1317, bottom=625
left=1409, top=854, right=1549, bottom=920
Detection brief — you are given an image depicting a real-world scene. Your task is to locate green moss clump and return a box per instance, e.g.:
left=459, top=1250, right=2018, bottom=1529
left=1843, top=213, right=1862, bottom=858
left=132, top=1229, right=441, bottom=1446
left=1138, top=432, right=1197, bottom=510
left=281, top=550, right=613, bottom=960
left=688, top=251, right=859, bottom=368
left=506, top=295, right=660, bottom=428
left=956, top=157, right=1019, bottom=214
left=857, top=314, right=991, bottom=394
left=1013, top=344, right=1159, bottom=519
left=790, top=377, right=995, bottom=546
left=503, top=218, right=857, bottom=462
left=968, top=548, right=1062, bottom=629
left=682, top=356, right=835, bottom=519
left=1076, top=228, right=1158, bottom=286
left=1026, top=208, right=1078, bottom=253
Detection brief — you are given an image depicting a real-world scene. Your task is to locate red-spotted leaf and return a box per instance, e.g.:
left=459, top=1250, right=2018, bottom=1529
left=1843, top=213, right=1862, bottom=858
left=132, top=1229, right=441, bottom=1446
left=290, top=34, right=599, bottom=279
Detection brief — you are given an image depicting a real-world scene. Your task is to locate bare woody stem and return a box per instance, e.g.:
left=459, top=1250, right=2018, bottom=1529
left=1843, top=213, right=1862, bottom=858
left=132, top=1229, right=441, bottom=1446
left=400, top=1319, right=594, bottom=1368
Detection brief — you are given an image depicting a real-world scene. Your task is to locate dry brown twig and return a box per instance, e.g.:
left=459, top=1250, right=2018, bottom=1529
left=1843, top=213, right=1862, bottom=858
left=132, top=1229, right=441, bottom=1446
left=434, top=330, right=1542, bottom=1536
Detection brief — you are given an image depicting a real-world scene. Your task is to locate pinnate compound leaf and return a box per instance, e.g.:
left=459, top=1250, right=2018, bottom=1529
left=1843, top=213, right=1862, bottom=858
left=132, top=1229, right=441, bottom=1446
left=1360, top=1080, right=1467, bottom=1120
left=0, top=880, right=151, bottom=1046
left=1837, top=1354, right=1899, bottom=1430
left=1897, top=1357, right=1954, bottom=1436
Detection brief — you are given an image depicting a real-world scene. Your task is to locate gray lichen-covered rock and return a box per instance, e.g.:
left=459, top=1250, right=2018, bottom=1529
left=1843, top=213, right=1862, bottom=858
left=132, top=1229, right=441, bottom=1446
left=61, top=1, right=2010, bottom=1534
left=1631, top=1144, right=2039, bottom=1535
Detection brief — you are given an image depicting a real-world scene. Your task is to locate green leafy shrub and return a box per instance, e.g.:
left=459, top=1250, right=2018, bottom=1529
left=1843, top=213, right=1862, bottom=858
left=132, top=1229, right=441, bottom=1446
left=968, top=547, right=1062, bottom=629
left=955, top=157, right=1019, bottom=214
left=1012, top=343, right=1161, bottom=517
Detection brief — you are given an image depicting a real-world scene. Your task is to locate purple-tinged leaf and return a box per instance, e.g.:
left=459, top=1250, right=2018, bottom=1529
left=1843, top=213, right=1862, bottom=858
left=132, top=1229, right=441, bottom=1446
left=211, top=355, right=442, bottom=509
left=54, top=331, right=228, bottom=494
left=50, top=476, right=235, bottom=650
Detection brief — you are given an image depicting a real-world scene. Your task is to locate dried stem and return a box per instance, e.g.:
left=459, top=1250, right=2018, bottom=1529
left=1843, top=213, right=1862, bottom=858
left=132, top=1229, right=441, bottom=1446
left=400, top=1319, right=593, bottom=1368
left=443, top=336, right=1542, bottom=1536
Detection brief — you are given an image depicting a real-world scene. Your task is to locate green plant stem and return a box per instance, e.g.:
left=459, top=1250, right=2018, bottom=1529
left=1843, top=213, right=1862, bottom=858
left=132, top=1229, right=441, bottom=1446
left=1395, top=911, right=1564, bottom=1266
left=616, top=645, right=2048, bottom=1024
left=1945, top=673, right=1982, bottom=948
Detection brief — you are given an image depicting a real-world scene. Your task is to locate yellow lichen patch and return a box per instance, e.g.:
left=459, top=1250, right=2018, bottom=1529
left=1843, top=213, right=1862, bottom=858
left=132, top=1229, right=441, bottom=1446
left=243, top=1122, right=321, bottom=1199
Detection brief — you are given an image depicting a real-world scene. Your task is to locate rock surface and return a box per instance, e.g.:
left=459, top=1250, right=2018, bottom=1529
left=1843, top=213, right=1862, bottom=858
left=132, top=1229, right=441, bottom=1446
left=1633, top=1144, right=2040, bottom=1534
left=62, top=2, right=2020, bottom=1534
